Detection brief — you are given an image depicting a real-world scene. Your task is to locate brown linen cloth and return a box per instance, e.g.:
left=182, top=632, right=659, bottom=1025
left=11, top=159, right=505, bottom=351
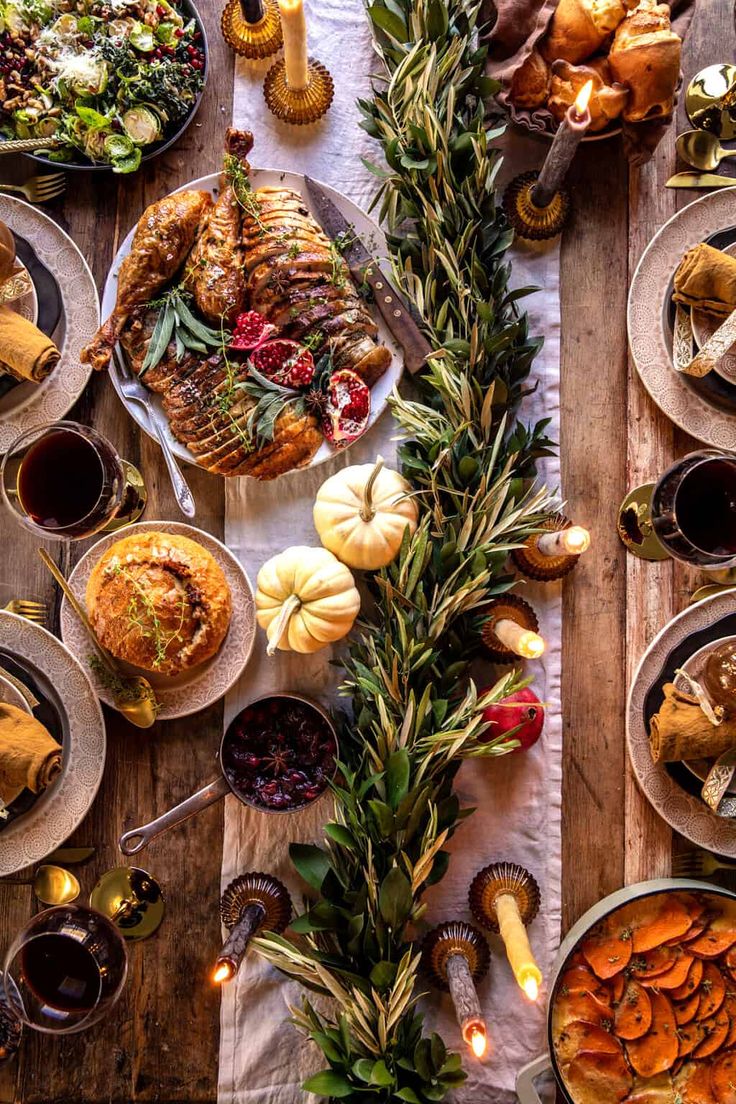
left=649, top=682, right=736, bottom=763
left=483, top=0, right=697, bottom=163
left=673, top=243, right=736, bottom=319
left=0, top=703, right=62, bottom=806
left=0, top=304, right=60, bottom=383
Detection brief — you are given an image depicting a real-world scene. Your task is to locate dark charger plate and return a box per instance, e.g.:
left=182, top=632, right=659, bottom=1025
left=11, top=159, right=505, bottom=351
left=0, top=232, right=62, bottom=400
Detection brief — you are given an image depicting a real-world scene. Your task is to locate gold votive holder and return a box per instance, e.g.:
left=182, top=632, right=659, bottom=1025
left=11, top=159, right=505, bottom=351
left=469, top=862, right=540, bottom=933
left=480, top=594, right=542, bottom=663
left=512, top=513, right=581, bottom=582
left=263, top=57, right=334, bottom=125
left=503, top=171, right=570, bottom=243
left=221, top=0, right=283, bottom=60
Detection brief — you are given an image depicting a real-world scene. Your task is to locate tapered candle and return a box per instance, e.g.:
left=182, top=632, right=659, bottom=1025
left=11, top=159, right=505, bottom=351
left=422, top=922, right=490, bottom=1060
left=531, top=80, right=593, bottom=208
left=495, top=893, right=542, bottom=1001
left=213, top=901, right=266, bottom=984
left=446, top=954, right=487, bottom=1057
left=494, top=618, right=545, bottom=659
left=536, top=526, right=590, bottom=558
left=213, top=872, right=291, bottom=984
left=278, top=0, right=308, bottom=91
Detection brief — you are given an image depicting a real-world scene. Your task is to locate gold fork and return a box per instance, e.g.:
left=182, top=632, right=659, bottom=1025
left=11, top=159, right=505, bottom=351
left=0, top=173, right=66, bottom=204
left=2, top=598, right=48, bottom=626
left=672, top=850, right=736, bottom=879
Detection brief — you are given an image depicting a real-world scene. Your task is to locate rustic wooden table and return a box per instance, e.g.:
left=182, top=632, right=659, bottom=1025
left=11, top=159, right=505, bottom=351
left=0, top=0, right=732, bottom=1100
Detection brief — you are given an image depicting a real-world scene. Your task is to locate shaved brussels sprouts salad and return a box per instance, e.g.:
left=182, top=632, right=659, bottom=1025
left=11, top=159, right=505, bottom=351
left=0, top=0, right=206, bottom=171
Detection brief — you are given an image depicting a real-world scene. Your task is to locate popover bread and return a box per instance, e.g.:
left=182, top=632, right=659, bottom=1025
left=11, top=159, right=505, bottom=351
left=86, top=531, right=232, bottom=676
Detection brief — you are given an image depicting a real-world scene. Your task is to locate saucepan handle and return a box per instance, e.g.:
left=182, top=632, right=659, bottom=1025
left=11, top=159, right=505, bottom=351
left=119, top=776, right=231, bottom=855
left=515, top=1054, right=552, bottom=1104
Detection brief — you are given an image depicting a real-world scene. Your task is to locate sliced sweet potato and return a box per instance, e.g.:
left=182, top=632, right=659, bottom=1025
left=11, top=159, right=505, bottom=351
left=689, top=917, right=736, bottom=959
left=673, top=1060, right=717, bottom=1104
left=553, top=990, right=611, bottom=1036
left=674, top=992, right=701, bottom=1026
left=710, top=1050, right=736, bottom=1104
left=622, top=1072, right=676, bottom=1103
left=697, top=963, right=727, bottom=1020
left=614, top=981, right=653, bottom=1041
left=583, top=928, right=634, bottom=979
left=626, top=992, right=679, bottom=1076
left=724, top=994, right=736, bottom=1047
left=554, top=1019, right=622, bottom=1066
left=560, top=965, right=612, bottom=1005
left=724, top=945, right=736, bottom=971
left=642, top=953, right=694, bottom=991
left=670, top=959, right=704, bottom=1001
left=692, top=1009, right=730, bottom=1059
left=565, top=1048, right=633, bottom=1104
left=611, top=972, right=626, bottom=1004
left=631, top=947, right=678, bottom=980
left=680, top=915, right=711, bottom=944
left=632, top=900, right=694, bottom=953
left=677, top=1020, right=708, bottom=1059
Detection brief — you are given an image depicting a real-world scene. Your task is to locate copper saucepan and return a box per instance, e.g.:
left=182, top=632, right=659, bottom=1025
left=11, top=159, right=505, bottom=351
left=515, top=878, right=736, bottom=1104
left=118, top=692, right=337, bottom=856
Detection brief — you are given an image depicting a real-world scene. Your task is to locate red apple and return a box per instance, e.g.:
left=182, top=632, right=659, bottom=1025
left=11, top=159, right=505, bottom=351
left=480, top=687, right=544, bottom=752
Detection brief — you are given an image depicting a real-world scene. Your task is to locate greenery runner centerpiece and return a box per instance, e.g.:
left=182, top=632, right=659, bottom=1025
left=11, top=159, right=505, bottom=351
left=255, top=1, right=557, bottom=1098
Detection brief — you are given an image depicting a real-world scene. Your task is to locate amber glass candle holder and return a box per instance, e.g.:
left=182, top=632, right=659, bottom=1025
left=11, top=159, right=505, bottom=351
left=221, top=0, right=283, bottom=60
left=512, top=513, right=587, bottom=582
left=263, top=56, right=334, bottom=125
left=422, top=921, right=490, bottom=1058
left=213, top=872, right=291, bottom=983
left=503, top=171, right=570, bottom=243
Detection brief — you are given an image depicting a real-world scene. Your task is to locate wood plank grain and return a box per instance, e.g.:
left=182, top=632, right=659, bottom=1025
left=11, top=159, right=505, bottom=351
left=0, top=0, right=232, bottom=1098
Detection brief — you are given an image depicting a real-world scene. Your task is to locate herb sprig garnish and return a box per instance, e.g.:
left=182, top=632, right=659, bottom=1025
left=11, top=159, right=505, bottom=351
left=104, top=563, right=187, bottom=669
left=225, top=153, right=267, bottom=237
left=140, top=287, right=224, bottom=377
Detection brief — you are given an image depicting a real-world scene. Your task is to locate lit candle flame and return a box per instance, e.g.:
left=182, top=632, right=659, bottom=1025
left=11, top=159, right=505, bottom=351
left=574, top=79, right=594, bottom=117
left=561, top=526, right=590, bottom=554
left=536, top=525, right=591, bottom=558
left=518, top=630, right=545, bottom=659
left=494, top=618, right=546, bottom=660
left=522, top=974, right=539, bottom=1002
left=469, top=1025, right=487, bottom=1058
left=213, top=961, right=234, bottom=984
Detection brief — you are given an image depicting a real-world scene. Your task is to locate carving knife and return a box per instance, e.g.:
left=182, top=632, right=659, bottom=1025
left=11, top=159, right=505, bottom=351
left=666, top=172, right=736, bottom=189
left=303, top=175, right=432, bottom=374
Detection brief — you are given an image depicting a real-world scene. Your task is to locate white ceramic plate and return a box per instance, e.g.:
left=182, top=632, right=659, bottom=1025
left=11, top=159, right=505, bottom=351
left=101, top=169, right=403, bottom=477
left=0, top=195, right=98, bottom=454
left=627, top=589, right=736, bottom=855
left=628, top=187, right=736, bottom=449
left=0, top=610, right=105, bottom=875
left=60, top=521, right=256, bottom=719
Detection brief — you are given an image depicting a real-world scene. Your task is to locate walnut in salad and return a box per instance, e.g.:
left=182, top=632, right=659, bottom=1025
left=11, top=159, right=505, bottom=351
left=0, top=0, right=205, bottom=171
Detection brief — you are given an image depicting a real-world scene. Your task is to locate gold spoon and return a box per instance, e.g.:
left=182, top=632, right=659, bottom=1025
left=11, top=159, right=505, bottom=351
left=2, top=864, right=80, bottom=905
left=38, top=549, right=158, bottom=729
left=676, top=130, right=736, bottom=172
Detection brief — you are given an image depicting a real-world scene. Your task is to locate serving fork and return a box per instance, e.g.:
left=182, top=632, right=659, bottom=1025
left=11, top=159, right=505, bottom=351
left=672, top=851, right=736, bottom=879
left=2, top=598, right=48, bottom=626
left=113, top=353, right=195, bottom=518
left=0, top=173, right=66, bottom=204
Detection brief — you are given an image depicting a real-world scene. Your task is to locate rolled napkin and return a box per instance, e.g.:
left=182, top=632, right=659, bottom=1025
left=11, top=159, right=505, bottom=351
left=0, top=304, right=60, bottom=383
left=649, top=682, right=736, bottom=763
left=673, top=243, right=736, bottom=320
left=0, top=703, right=62, bottom=807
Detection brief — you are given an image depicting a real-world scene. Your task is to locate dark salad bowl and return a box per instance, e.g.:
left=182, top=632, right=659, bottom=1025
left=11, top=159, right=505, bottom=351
left=1, top=0, right=208, bottom=174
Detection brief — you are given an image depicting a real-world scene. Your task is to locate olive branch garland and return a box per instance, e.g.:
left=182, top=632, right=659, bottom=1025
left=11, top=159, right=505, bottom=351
left=252, top=2, right=559, bottom=1100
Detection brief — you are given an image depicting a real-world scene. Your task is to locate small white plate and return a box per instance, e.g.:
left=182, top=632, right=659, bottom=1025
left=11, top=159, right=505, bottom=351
left=0, top=611, right=105, bottom=875
left=0, top=195, right=98, bottom=454
left=60, top=521, right=256, bottom=720
left=102, top=168, right=403, bottom=477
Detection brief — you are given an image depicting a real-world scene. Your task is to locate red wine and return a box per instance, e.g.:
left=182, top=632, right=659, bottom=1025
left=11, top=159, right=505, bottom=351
left=676, top=458, right=736, bottom=556
left=17, top=428, right=120, bottom=536
left=20, top=933, right=101, bottom=1013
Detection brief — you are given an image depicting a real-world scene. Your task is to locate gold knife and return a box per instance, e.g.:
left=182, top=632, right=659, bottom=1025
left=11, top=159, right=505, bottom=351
left=666, top=172, right=736, bottom=189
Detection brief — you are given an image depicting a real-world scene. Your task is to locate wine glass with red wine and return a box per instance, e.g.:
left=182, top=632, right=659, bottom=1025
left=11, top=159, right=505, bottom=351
left=0, top=421, right=146, bottom=540
left=3, top=904, right=127, bottom=1034
left=651, top=449, right=736, bottom=569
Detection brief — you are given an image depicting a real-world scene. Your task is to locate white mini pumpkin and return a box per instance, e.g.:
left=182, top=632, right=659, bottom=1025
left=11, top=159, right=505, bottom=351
left=313, top=457, right=418, bottom=571
left=255, top=546, right=360, bottom=655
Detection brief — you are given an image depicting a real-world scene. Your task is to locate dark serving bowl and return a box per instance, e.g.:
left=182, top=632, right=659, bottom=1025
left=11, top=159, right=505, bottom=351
left=1, top=0, right=208, bottom=173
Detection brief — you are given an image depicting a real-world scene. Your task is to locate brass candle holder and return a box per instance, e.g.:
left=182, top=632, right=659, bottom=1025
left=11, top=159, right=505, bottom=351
left=469, top=862, right=542, bottom=1001
left=422, top=921, right=490, bottom=1059
left=263, top=57, right=334, bottom=125
left=89, top=866, right=165, bottom=941
left=512, top=513, right=591, bottom=582
left=213, top=872, right=291, bottom=984
left=480, top=594, right=545, bottom=662
left=503, top=171, right=571, bottom=243
left=617, top=482, right=670, bottom=562
left=221, top=0, right=283, bottom=60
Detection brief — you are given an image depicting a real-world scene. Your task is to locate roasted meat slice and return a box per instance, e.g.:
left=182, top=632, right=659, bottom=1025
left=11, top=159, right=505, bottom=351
left=82, top=190, right=211, bottom=372
left=183, top=129, right=252, bottom=325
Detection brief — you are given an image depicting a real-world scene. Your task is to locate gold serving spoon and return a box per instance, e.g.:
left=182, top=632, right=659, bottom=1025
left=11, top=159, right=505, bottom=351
left=38, top=549, right=158, bottom=729
left=676, top=130, right=736, bottom=171
left=2, top=864, right=80, bottom=905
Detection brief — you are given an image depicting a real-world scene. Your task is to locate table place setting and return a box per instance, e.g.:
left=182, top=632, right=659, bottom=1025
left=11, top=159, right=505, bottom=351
left=6, top=0, right=736, bottom=1102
